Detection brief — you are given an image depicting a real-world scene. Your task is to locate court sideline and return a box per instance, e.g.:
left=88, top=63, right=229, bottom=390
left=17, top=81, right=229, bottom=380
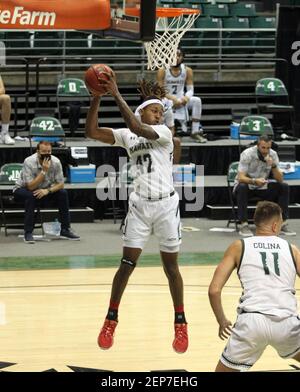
left=0, top=218, right=300, bottom=372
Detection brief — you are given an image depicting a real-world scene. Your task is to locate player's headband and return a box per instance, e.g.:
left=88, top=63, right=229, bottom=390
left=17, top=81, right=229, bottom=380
left=134, top=99, right=164, bottom=117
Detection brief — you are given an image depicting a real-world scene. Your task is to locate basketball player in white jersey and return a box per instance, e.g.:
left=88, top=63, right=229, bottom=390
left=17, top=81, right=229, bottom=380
left=209, top=201, right=300, bottom=371
left=85, top=77, right=188, bottom=354
left=157, top=47, right=206, bottom=143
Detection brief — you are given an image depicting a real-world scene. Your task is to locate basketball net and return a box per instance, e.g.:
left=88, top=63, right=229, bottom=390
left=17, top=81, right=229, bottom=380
left=144, top=12, right=199, bottom=70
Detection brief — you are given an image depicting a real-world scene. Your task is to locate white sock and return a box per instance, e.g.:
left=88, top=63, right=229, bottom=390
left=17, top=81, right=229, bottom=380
left=1, top=123, right=9, bottom=135
left=192, top=121, right=200, bottom=134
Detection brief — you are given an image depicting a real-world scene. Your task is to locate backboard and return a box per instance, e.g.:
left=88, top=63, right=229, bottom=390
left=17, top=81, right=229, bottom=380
left=0, top=0, right=156, bottom=41
left=104, top=0, right=156, bottom=41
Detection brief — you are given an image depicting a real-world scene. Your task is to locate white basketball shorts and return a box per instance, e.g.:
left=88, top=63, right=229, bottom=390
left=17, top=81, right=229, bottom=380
left=122, top=191, right=181, bottom=251
left=220, top=313, right=300, bottom=371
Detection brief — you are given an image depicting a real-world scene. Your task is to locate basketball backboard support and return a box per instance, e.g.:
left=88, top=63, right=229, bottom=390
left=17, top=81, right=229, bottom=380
left=104, top=0, right=156, bottom=41
left=0, top=0, right=156, bottom=41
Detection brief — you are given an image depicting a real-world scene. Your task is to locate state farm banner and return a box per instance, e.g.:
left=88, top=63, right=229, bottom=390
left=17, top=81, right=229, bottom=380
left=0, top=0, right=111, bottom=30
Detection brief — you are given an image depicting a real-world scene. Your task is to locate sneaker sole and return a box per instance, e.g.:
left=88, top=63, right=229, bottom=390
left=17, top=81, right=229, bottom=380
left=23, top=239, right=35, bottom=244
left=60, top=236, right=80, bottom=241
left=173, top=346, right=188, bottom=354
left=98, top=345, right=111, bottom=350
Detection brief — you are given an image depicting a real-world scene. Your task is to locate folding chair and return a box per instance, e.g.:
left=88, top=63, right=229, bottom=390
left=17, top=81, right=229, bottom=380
left=29, top=116, right=66, bottom=153
left=226, top=161, right=239, bottom=231
left=255, top=78, right=296, bottom=136
left=238, top=115, right=274, bottom=154
left=56, top=78, right=90, bottom=137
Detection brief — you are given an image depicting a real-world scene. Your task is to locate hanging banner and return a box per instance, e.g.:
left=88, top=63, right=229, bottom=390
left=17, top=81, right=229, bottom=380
left=0, top=0, right=111, bottom=30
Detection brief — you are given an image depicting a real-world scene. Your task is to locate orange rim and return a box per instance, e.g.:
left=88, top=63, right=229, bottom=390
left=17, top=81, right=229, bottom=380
left=125, top=7, right=200, bottom=18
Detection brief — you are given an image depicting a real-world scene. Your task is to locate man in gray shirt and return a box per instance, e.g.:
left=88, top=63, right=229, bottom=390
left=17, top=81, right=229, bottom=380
left=13, top=140, right=80, bottom=243
left=234, top=134, right=295, bottom=236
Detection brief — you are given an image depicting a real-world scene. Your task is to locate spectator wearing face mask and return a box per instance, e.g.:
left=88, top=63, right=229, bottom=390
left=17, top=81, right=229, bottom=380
left=13, top=140, right=80, bottom=243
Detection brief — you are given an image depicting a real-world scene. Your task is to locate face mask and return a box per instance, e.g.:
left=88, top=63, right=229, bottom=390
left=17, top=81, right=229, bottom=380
left=40, top=153, right=51, bottom=160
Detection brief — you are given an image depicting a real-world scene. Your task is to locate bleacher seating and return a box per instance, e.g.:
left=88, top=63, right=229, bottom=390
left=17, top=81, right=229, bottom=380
left=222, top=17, right=254, bottom=55
left=201, top=3, right=230, bottom=17
left=191, top=16, right=222, bottom=55
left=249, top=16, right=276, bottom=54
left=33, top=32, right=64, bottom=56
left=4, top=31, right=32, bottom=57
left=0, top=0, right=288, bottom=224
left=65, top=32, right=90, bottom=56
left=229, top=2, right=256, bottom=17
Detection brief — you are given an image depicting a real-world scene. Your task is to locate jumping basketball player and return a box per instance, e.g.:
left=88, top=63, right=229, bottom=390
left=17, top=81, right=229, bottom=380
left=209, top=201, right=300, bottom=371
left=85, top=76, right=188, bottom=354
left=157, top=47, right=206, bottom=143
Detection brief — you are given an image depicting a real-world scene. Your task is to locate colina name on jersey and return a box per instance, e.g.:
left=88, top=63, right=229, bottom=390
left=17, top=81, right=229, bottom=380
left=253, top=242, right=281, bottom=250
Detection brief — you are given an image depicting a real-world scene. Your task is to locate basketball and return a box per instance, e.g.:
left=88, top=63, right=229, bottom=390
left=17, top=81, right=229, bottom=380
left=84, top=64, right=113, bottom=96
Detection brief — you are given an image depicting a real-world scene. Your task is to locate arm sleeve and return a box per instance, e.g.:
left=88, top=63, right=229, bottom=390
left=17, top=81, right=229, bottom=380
left=54, top=160, right=65, bottom=183
left=185, top=84, right=194, bottom=99
left=111, top=128, right=128, bottom=148
left=152, top=124, right=173, bottom=144
left=238, top=151, right=251, bottom=173
left=273, top=152, right=280, bottom=166
left=164, top=108, right=175, bottom=129
left=22, top=160, right=35, bottom=184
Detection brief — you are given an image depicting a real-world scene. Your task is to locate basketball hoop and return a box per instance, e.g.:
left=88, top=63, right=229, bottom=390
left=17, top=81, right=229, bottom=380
left=126, top=7, right=200, bottom=70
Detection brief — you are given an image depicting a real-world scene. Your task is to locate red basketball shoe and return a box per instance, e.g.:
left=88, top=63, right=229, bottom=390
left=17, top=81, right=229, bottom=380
left=172, top=323, right=188, bottom=354
left=97, top=319, right=118, bottom=350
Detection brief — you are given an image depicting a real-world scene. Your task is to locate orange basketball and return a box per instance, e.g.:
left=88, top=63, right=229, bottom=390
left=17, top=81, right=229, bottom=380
left=84, top=64, right=113, bottom=96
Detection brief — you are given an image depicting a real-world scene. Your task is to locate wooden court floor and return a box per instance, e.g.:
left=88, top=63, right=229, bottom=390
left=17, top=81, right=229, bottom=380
left=0, top=265, right=299, bottom=372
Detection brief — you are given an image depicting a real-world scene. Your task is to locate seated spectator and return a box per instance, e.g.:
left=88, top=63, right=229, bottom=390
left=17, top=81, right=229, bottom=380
left=162, top=98, right=181, bottom=164
left=13, top=141, right=80, bottom=243
left=157, top=47, right=206, bottom=143
left=234, top=134, right=296, bottom=237
left=0, top=74, right=15, bottom=145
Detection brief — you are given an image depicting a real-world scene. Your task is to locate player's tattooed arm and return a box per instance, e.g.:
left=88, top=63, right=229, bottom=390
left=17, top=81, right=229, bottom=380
left=101, top=73, right=159, bottom=140
left=85, top=96, right=115, bottom=144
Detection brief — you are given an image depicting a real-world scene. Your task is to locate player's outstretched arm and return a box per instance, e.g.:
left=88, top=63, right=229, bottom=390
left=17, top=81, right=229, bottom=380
left=85, top=95, right=115, bottom=144
left=208, top=240, right=242, bottom=339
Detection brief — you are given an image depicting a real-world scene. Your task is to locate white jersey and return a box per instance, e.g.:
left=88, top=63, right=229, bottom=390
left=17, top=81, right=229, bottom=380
left=165, top=64, right=187, bottom=99
left=112, top=125, right=174, bottom=199
left=238, top=236, right=298, bottom=319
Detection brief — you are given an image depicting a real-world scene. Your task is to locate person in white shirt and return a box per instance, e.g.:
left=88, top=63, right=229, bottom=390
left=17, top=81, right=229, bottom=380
left=162, top=97, right=181, bottom=164
left=209, top=201, right=300, bottom=372
left=85, top=77, right=188, bottom=354
left=157, top=47, right=206, bottom=143
left=235, top=134, right=295, bottom=237
left=0, top=75, right=15, bottom=145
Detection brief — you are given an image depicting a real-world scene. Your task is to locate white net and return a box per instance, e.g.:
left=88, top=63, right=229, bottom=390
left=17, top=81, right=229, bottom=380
left=144, top=12, right=199, bottom=70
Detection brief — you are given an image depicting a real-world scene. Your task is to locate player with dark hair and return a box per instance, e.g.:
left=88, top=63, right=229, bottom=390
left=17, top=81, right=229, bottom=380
left=209, top=201, right=300, bottom=371
left=157, top=47, right=206, bottom=143
left=85, top=76, right=188, bottom=354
